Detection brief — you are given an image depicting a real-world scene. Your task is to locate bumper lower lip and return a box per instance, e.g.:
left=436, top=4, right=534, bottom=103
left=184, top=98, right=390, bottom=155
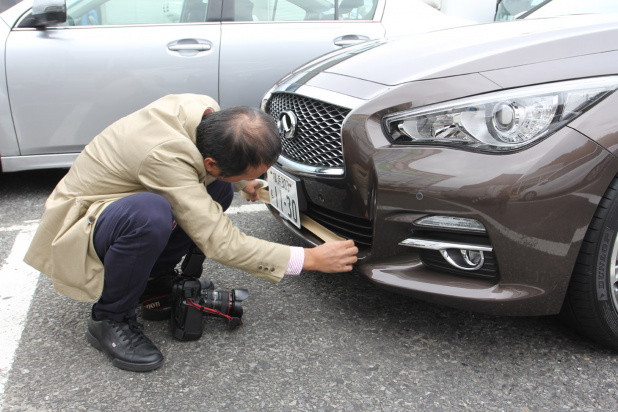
left=359, top=258, right=549, bottom=316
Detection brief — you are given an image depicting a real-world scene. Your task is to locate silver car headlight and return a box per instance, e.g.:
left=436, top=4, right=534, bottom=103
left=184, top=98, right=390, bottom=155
left=384, top=77, right=618, bottom=152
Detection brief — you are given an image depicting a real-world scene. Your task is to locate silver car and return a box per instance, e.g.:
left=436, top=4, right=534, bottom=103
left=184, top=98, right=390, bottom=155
left=0, top=0, right=471, bottom=173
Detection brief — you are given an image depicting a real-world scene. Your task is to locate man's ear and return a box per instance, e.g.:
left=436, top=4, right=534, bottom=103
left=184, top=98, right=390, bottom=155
left=203, top=157, right=220, bottom=175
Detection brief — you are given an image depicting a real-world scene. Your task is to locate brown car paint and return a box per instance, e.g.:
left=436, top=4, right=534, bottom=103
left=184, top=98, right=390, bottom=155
left=264, top=14, right=618, bottom=317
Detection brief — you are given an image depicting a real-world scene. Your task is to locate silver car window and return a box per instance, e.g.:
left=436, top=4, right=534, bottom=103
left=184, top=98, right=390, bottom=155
left=247, top=0, right=377, bottom=22
left=525, top=0, right=618, bottom=18
left=495, top=0, right=546, bottom=21
left=59, top=0, right=208, bottom=25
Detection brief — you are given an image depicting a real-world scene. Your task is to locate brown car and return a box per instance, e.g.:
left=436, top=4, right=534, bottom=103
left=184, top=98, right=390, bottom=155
left=260, top=11, right=618, bottom=349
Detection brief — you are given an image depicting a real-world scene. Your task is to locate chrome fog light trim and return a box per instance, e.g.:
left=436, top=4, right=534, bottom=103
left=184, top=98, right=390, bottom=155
left=414, top=216, right=487, bottom=233
left=399, top=238, right=492, bottom=252
left=400, top=238, right=492, bottom=271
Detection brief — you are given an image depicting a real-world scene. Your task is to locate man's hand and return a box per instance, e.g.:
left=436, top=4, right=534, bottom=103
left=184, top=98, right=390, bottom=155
left=242, top=179, right=264, bottom=202
left=303, top=240, right=358, bottom=273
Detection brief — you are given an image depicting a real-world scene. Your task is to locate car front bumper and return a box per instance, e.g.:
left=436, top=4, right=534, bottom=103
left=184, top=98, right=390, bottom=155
left=268, top=118, right=618, bottom=316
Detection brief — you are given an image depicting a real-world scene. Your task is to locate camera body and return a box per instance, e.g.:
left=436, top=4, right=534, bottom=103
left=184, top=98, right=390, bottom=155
left=166, top=246, right=249, bottom=341
left=170, top=276, right=249, bottom=341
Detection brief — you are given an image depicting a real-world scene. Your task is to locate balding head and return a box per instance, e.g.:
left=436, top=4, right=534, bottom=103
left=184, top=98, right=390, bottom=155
left=196, top=106, right=281, bottom=177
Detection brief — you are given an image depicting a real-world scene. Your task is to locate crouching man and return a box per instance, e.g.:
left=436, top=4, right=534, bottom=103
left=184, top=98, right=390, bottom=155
left=24, top=94, right=358, bottom=372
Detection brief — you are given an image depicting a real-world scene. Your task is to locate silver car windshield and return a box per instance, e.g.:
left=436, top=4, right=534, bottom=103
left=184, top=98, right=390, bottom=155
left=523, top=0, right=618, bottom=18
left=495, top=0, right=547, bottom=21
left=496, top=0, right=618, bottom=21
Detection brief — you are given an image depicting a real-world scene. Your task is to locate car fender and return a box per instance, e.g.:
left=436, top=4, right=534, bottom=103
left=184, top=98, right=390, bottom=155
left=0, top=15, right=19, bottom=165
left=568, top=88, right=618, bottom=160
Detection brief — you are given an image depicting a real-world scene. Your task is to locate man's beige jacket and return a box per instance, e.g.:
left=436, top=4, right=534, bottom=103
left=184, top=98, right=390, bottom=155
left=24, top=94, right=290, bottom=302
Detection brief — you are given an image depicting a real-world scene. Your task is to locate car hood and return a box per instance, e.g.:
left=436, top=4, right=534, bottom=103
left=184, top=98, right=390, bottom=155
left=292, top=14, right=618, bottom=87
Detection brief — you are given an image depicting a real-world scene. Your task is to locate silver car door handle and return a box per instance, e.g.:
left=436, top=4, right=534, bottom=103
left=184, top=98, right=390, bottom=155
left=333, top=35, right=371, bottom=47
left=168, top=44, right=211, bottom=51
left=167, top=39, right=212, bottom=53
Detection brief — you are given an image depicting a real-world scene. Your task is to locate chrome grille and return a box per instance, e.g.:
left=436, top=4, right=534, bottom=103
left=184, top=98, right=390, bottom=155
left=265, top=93, right=349, bottom=168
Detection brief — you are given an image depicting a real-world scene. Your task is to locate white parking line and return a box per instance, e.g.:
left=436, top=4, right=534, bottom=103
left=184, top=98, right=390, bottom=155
left=0, top=223, right=40, bottom=410
left=0, top=220, right=40, bottom=232
left=225, top=203, right=267, bottom=214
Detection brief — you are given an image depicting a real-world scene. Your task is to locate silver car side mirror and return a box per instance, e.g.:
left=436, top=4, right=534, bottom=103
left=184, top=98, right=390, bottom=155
left=31, top=0, right=67, bottom=27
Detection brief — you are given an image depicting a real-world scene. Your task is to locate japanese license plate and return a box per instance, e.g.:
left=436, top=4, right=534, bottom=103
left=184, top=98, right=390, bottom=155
left=267, top=167, right=301, bottom=229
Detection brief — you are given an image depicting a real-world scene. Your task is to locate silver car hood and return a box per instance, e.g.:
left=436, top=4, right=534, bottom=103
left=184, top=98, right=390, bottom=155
left=289, top=14, right=618, bottom=88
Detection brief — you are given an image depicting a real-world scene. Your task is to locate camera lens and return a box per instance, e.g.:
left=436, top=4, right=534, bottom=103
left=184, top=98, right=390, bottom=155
left=201, top=289, right=247, bottom=318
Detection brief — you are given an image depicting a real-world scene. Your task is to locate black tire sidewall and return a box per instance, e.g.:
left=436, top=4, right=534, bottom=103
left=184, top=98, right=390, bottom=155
left=591, top=202, right=618, bottom=336
left=567, top=180, right=618, bottom=349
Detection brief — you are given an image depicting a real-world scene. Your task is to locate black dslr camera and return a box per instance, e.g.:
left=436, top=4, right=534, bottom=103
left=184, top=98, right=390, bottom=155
left=169, top=247, right=249, bottom=341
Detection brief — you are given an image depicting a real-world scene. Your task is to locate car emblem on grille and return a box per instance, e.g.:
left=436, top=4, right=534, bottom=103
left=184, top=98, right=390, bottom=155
left=277, top=111, right=298, bottom=140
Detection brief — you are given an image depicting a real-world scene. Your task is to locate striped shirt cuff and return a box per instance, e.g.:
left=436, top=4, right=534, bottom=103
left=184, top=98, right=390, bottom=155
left=285, top=246, right=305, bottom=275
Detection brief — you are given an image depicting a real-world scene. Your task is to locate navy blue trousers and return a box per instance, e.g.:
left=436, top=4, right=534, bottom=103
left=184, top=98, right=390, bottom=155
left=92, top=181, right=234, bottom=321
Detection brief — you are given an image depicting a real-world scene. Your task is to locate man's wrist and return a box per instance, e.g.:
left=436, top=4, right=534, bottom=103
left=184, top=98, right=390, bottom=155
left=285, top=246, right=305, bottom=275
left=302, top=247, right=316, bottom=272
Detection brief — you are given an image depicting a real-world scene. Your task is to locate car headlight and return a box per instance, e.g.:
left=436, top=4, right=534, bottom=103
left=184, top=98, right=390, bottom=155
left=384, top=77, right=618, bottom=152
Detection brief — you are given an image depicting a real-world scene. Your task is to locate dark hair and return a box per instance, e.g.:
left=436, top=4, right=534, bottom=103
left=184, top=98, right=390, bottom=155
left=196, top=106, right=281, bottom=177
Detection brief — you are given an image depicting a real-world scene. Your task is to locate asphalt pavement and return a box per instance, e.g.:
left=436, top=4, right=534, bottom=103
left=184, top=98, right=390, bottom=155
left=0, top=169, right=616, bottom=411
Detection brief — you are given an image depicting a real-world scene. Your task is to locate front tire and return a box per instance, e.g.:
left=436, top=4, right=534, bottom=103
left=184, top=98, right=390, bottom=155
left=561, top=176, right=618, bottom=350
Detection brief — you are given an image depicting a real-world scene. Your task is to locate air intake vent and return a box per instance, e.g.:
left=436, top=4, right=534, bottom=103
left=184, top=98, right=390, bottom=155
left=304, top=203, right=373, bottom=249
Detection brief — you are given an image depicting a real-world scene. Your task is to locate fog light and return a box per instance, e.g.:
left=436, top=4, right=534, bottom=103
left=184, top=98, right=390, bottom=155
left=400, top=238, right=492, bottom=272
left=462, top=249, right=483, bottom=266
left=440, top=249, right=485, bottom=271
left=414, top=216, right=486, bottom=233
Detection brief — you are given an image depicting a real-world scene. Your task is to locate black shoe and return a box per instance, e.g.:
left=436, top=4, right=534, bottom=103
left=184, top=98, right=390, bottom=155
left=86, top=315, right=164, bottom=372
